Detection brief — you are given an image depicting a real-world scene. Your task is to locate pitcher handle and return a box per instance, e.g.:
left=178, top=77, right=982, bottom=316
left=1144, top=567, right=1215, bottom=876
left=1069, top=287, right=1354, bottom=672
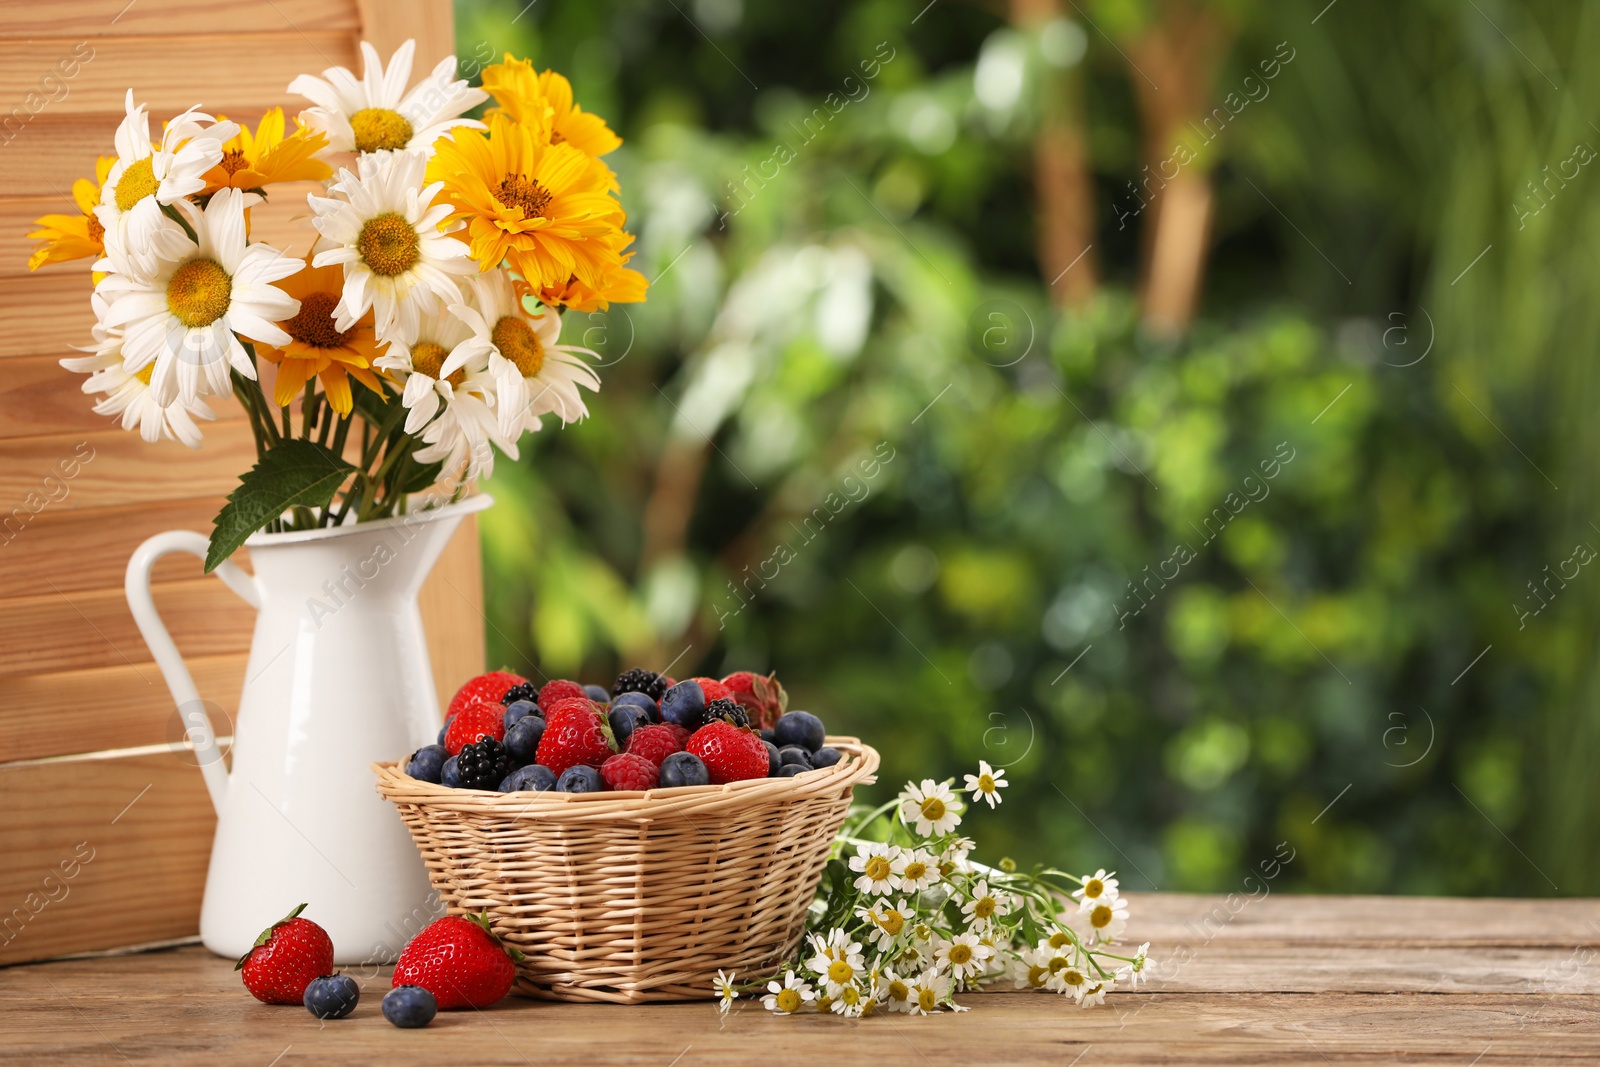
left=125, top=531, right=260, bottom=813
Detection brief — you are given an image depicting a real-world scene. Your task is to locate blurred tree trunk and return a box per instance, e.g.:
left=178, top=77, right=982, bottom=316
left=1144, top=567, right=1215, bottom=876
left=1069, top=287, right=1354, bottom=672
left=1124, top=0, right=1231, bottom=334
left=1012, top=0, right=1098, bottom=307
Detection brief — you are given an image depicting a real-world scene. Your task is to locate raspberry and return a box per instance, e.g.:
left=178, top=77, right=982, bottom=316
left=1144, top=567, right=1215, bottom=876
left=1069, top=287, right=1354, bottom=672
left=663, top=723, right=692, bottom=749
left=535, top=705, right=617, bottom=775
left=600, top=752, right=659, bottom=791
left=686, top=721, right=770, bottom=784
left=537, top=679, right=587, bottom=714
left=688, top=677, right=732, bottom=703
left=722, top=670, right=788, bottom=731
left=626, top=724, right=683, bottom=767
left=447, top=671, right=529, bottom=722
left=444, top=704, right=506, bottom=756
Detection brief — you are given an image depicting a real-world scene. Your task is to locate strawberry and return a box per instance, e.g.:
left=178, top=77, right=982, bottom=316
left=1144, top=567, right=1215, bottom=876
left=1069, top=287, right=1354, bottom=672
left=447, top=671, right=529, bottom=722
left=392, top=913, right=520, bottom=1010
left=536, top=679, right=587, bottom=714
left=236, top=903, right=334, bottom=1004
left=688, top=676, right=732, bottom=703
left=601, top=752, right=659, bottom=791
left=535, top=704, right=617, bottom=775
left=686, top=721, right=770, bottom=784
left=722, top=670, right=788, bottom=730
left=626, top=723, right=683, bottom=767
left=443, top=703, right=505, bottom=756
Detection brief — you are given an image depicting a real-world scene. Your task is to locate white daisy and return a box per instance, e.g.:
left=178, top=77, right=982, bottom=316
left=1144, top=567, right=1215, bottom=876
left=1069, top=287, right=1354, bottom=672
left=713, top=969, right=738, bottom=1015
left=806, top=928, right=864, bottom=992
left=288, top=39, right=487, bottom=156
left=848, top=841, right=900, bottom=897
left=855, top=897, right=913, bottom=951
left=97, top=189, right=302, bottom=405
left=1085, top=896, right=1129, bottom=943
left=447, top=270, right=600, bottom=438
left=1048, top=957, right=1090, bottom=1000
left=877, top=968, right=915, bottom=1013
left=375, top=303, right=485, bottom=432
left=96, top=92, right=237, bottom=278
left=308, top=148, right=475, bottom=344
left=932, top=931, right=994, bottom=983
left=898, top=779, right=962, bottom=836
left=959, top=880, right=1013, bottom=931
left=938, top=836, right=976, bottom=876
left=1073, top=868, right=1120, bottom=909
left=760, top=970, right=816, bottom=1015
left=962, top=760, right=1008, bottom=808
left=1079, top=977, right=1114, bottom=1008
left=1010, top=945, right=1053, bottom=991
left=1118, top=942, right=1152, bottom=989
left=891, top=846, right=939, bottom=894
left=907, top=967, right=949, bottom=1016
left=828, top=982, right=867, bottom=1017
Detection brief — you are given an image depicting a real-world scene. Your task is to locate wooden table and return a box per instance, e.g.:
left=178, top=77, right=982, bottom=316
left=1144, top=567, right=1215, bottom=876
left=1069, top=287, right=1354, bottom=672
left=3, top=893, right=1597, bottom=1065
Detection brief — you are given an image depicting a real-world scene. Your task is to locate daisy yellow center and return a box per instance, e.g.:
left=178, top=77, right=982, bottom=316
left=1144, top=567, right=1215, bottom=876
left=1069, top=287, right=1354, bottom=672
left=947, top=944, right=973, bottom=966
left=115, top=156, right=158, bottom=212
left=879, top=910, right=904, bottom=935
left=978, top=773, right=995, bottom=792
left=938, top=861, right=957, bottom=877
left=840, top=986, right=861, bottom=1006
left=283, top=291, right=351, bottom=349
left=775, top=987, right=802, bottom=1013
left=816, top=995, right=832, bottom=1012
left=863, top=855, right=892, bottom=882
left=350, top=107, right=413, bottom=153
left=913, top=923, right=932, bottom=940
left=827, top=960, right=854, bottom=984
left=1048, top=932, right=1071, bottom=949
left=973, top=897, right=995, bottom=920
left=87, top=212, right=105, bottom=246
left=920, top=797, right=946, bottom=821
left=497, top=174, right=553, bottom=219
left=492, top=315, right=545, bottom=377
left=166, top=258, right=233, bottom=328
left=1047, top=956, right=1068, bottom=974
left=917, top=988, right=938, bottom=1011
left=1026, top=964, right=1049, bottom=988
left=133, top=362, right=155, bottom=386
left=901, top=861, right=927, bottom=882
left=887, top=980, right=909, bottom=1002
left=220, top=150, right=249, bottom=177
left=1064, top=968, right=1085, bottom=987
left=1085, top=878, right=1104, bottom=898
left=357, top=212, right=420, bottom=277
left=410, top=341, right=464, bottom=387
left=1091, top=904, right=1113, bottom=929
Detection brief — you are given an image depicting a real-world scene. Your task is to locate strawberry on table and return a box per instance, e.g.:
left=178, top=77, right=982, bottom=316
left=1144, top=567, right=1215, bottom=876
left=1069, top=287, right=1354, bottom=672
left=392, top=914, right=520, bottom=1010
left=237, top=903, right=334, bottom=1004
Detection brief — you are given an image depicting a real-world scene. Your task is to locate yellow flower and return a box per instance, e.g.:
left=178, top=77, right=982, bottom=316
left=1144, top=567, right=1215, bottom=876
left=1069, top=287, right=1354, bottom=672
left=255, top=258, right=387, bottom=416
left=481, top=57, right=622, bottom=158
left=202, top=108, right=331, bottom=194
left=27, top=155, right=114, bottom=272
left=427, top=114, right=642, bottom=299
left=536, top=244, right=648, bottom=312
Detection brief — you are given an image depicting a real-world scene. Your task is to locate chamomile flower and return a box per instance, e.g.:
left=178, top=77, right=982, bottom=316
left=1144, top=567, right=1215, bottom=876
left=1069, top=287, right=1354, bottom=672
left=1010, top=945, right=1053, bottom=991
left=828, top=982, right=866, bottom=1017
left=713, top=969, right=738, bottom=1015
left=1079, top=978, right=1113, bottom=1009
left=855, top=898, right=913, bottom=951
left=96, top=188, right=302, bottom=405
left=937, top=836, right=976, bottom=877
left=1119, top=943, right=1152, bottom=988
left=1085, top=896, right=1129, bottom=943
left=877, top=968, right=915, bottom=1013
left=848, top=841, right=900, bottom=897
left=963, top=760, right=1008, bottom=808
left=385, top=303, right=508, bottom=484
left=960, top=880, right=1013, bottom=931
left=933, top=932, right=995, bottom=983
left=288, top=39, right=487, bottom=156
left=907, top=968, right=949, bottom=1016
left=891, top=846, right=939, bottom=893
left=1073, top=869, right=1119, bottom=909
left=806, top=928, right=865, bottom=992
left=1049, top=958, right=1091, bottom=1001
left=898, top=779, right=962, bottom=837
left=308, top=148, right=476, bottom=345
left=760, top=971, right=816, bottom=1015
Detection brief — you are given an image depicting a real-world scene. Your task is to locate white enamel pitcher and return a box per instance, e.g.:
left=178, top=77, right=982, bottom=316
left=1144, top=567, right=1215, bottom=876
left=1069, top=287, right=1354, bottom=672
left=124, top=494, right=491, bottom=964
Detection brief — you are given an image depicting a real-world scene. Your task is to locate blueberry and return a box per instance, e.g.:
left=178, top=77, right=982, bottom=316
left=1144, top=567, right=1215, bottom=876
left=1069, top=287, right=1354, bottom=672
left=382, top=984, right=437, bottom=1028
left=778, top=745, right=813, bottom=769
left=556, top=765, right=604, bottom=793
left=764, top=740, right=782, bottom=777
left=774, top=711, right=826, bottom=752
left=440, top=755, right=462, bottom=789
left=812, top=746, right=843, bottom=769
left=503, top=699, right=539, bottom=730
left=436, top=715, right=454, bottom=746
left=613, top=691, right=658, bottom=719
left=658, top=751, right=710, bottom=788
left=406, top=744, right=447, bottom=783
left=583, top=684, right=611, bottom=703
left=303, top=973, right=359, bottom=1019
left=504, top=716, right=546, bottom=764
left=758, top=728, right=777, bottom=744
left=777, top=763, right=808, bottom=777
left=659, top=680, right=706, bottom=730
left=500, top=764, right=556, bottom=792
left=608, top=704, right=651, bottom=748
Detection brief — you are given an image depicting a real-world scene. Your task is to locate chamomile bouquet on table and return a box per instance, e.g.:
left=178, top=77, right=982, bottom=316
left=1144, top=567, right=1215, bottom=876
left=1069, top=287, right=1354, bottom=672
left=27, top=41, right=645, bottom=570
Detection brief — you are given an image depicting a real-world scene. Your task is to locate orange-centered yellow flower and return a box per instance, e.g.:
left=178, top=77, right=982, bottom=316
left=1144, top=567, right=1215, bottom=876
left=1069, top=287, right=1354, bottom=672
left=480, top=57, right=622, bottom=158
left=28, top=155, right=114, bottom=271
left=427, top=114, right=641, bottom=297
left=202, top=108, right=331, bottom=194
left=255, top=258, right=386, bottom=416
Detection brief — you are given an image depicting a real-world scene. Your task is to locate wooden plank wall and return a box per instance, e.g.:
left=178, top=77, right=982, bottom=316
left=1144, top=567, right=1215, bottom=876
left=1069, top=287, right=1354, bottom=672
left=0, top=0, right=483, bottom=966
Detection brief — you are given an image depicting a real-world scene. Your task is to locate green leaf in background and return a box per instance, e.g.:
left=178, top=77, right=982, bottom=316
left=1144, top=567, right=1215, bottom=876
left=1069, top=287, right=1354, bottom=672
left=205, top=440, right=356, bottom=572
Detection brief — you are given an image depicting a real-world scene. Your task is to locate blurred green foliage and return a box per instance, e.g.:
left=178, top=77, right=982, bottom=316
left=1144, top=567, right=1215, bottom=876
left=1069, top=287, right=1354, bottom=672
left=457, top=0, right=1600, bottom=895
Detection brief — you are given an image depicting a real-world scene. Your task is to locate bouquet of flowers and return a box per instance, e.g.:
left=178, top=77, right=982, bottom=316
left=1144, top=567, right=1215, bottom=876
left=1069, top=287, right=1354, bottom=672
left=27, top=41, right=644, bottom=570
left=715, top=761, right=1152, bottom=1017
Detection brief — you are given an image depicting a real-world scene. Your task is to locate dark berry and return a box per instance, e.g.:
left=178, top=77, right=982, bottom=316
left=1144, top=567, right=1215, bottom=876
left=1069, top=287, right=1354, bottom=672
left=500, top=764, right=556, bottom=792
left=777, top=764, right=808, bottom=777
left=658, top=751, right=710, bottom=788
left=613, top=691, right=659, bottom=719
left=659, top=681, right=706, bottom=729
left=758, top=728, right=777, bottom=744
left=556, top=765, right=604, bottom=793
left=440, top=755, right=462, bottom=788
left=504, top=716, right=546, bottom=764
left=764, top=740, right=782, bottom=777
left=812, top=746, right=843, bottom=769
left=503, top=699, right=539, bottom=730
left=456, top=737, right=509, bottom=790
left=778, top=745, right=813, bottom=769
left=437, top=715, right=453, bottom=746
left=303, top=974, right=359, bottom=1019
left=406, top=744, right=447, bottom=783
left=774, top=711, right=825, bottom=752
left=608, top=704, right=651, bottom=748
left=612, top=667, right=668, bottom=702
left=703, top=697, right=748, bottom=728
left=382, top=984, right=437, bottom=1028
left=500, top=682, right=539, bottom=706
left=583, top=684, right=611, bottom=703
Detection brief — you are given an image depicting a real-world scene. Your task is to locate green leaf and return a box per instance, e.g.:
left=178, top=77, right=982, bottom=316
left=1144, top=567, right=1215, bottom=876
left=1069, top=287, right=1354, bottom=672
left=206, top=440, right=355, bottom=572
left=398, top=458, right=444, bottom=494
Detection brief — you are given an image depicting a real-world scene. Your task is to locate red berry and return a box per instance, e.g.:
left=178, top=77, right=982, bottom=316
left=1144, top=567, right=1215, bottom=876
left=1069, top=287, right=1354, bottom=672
left=447, top=671, right=528, bottom=722
left=625, top=724, right=683, bottom=767
left=663, top=723, right=692, bottom=749
left=444, top=704, right=506, bottom=756
left=688, top=676, right=731, bottom=703
left=237, top=904, right=334, bottom=1004
left=537, top=679, right=587, bottom=714
left=687, top=721, right=770, bottom=784
left=721, top=670, right=788, bottom=730
left=601, top=752, right=659, bottom=791
left=393, top=914, right=519, bottom=1010
left=536, top=705, right=617, bottom=775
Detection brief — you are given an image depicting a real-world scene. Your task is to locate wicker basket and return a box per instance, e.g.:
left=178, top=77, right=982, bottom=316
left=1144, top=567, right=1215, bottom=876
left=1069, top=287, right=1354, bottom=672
left=372, top=736, right=879, bottom=1003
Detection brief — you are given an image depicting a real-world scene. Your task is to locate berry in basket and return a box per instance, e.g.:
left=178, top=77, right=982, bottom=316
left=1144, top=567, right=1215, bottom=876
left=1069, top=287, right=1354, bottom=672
left=393, top=914, right=520, bottom=1010
left=658, top=750, right=710, bottom=787
left=687, top=719, right=770, bottom=784
left=443, top=704, right=505, bottom=756
left=536, top=678, right=588, bottom=713
left=446, top=670, right=528, bottom=722
left=503, top=699, right=539, bottom=730
left=774, top=710, right=825, bottom=752
left=608, top=703, right=651, bottom=747
left=406, top=744, right=447, bottom=784
left=613, top=690, right=659, bottom=718
left=703, top=697, right=750, bottom=728
left=504, top=715, right=545, bottom=764
left=557, top=765, right=604, bottom=792
left=456, top=737, right=510, bottom=791
left=601, top=752, right=659, bottom=791
left=611, top=666, right=669, bottom=701
left=722, top=670, right=788, bottom=730
left=536, top=702, right=617, bottom=774
left=625, top=723, right=683, bottom=766
left=660, top=679, right=706, bottom=729
left=500, top=764, right=555, bottom=792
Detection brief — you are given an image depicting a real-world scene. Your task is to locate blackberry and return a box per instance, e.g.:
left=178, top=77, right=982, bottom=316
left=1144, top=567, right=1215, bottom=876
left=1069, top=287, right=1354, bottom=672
left=703, top=697, right=748, bottom=729
left=612, top=667, right=668, bottom=702
left=456, top=737, right=509, bottom=790
left=501, top=682, right=539, bottom=706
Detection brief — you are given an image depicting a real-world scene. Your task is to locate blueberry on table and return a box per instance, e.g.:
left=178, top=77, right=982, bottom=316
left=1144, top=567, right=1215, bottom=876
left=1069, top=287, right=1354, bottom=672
left=382, top=984, right=437, bottom=1028
left=659, top=680, right=707, bottom=730
left=658, top=751, right=710, bottom=788
left=811, top=746, right=843, bottom=769
left=303, top=974, right=359, bottom=1019
left=504, top=715, right=546, bottom=764
left=500, top=764, right=556, bottom=792
left=556, top=765, right=604, bottom=793
left=774, top=711, right=825, bottom=752
left=406, top=744, right=447, bottom=783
